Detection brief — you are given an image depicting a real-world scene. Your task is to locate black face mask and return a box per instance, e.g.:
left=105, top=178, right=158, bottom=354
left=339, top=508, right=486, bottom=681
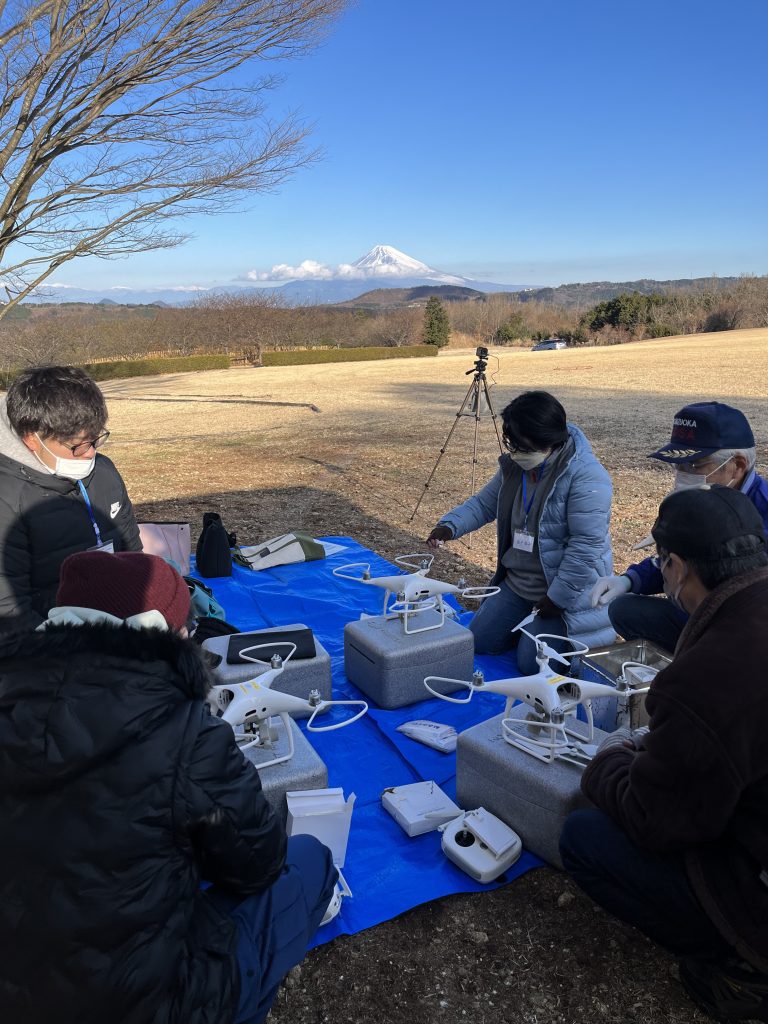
left=661, top=554, right=688, bottom=612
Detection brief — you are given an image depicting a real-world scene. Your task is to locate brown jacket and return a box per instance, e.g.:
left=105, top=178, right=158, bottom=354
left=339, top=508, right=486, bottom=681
left=581, top=567, right=768, bottom=970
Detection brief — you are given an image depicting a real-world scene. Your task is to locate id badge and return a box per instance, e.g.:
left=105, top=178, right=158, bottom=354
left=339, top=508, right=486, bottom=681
left=88, top=540, right=115, bottom=553
left=512, top=530, right=534, bottom=553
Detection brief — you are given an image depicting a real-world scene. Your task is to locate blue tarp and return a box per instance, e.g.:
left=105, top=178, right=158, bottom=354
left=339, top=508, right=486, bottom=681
left=193, top=537, right=542, bottom=946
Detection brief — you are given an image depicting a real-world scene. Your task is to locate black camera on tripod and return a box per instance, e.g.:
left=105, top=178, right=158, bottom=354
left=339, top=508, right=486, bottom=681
left=468, top=345, right=490, bottom=375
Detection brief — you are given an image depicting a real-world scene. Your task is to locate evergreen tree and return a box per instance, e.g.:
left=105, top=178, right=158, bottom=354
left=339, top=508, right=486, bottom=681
left=422, top=296, right=450, bottom=348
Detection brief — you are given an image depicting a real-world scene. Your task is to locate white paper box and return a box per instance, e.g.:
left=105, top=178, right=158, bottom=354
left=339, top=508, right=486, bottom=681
left=286, top=787, right=355, bottom=868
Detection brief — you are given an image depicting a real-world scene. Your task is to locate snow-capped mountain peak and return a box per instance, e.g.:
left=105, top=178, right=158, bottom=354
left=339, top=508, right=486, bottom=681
left=351, top=244, right=433, bottom=274
left=349, top=244, right=465, bottom=284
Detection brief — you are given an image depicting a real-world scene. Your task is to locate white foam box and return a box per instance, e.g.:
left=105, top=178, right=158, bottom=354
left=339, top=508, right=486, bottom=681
left=203, top=623, right=333, bottom=712
left=244, top=719, right=328, bottom=822
left=343, top=610, right=474, bottom=709
left=381, top=781, right=461, bottom=837
left=286, top=787, right=355, bottom=868
left=456, top=706, right=609, bottom=869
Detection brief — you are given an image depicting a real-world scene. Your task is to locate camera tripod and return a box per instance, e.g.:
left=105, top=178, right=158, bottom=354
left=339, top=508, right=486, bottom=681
left=409, top=348, right=504, bottom=543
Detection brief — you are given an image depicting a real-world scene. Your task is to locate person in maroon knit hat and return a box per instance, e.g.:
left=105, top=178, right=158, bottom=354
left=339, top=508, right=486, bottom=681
left=0, top=549, right=336, bottom=1024
left=52, top=549, right=191, bottom=631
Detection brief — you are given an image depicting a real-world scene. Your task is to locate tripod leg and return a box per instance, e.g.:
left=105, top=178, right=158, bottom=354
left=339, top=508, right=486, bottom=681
left=466, top=380, right=483, bottom=548
left=409, top=379, right=478, bottom=523
left=480, top=374, right=504, bottom=453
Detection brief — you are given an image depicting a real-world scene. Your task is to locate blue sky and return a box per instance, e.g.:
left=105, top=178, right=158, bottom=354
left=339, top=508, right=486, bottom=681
left=55, top=0, right=768, bottom=290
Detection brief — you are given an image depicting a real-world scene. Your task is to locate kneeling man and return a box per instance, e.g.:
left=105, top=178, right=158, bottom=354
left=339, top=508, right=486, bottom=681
left=561, top=486, right=768, bottom=1022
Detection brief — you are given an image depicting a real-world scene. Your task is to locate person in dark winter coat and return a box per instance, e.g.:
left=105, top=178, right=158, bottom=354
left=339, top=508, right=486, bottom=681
left=0, top=551, right=336, bottom=1024
left=0, top=365, right=142, bottom=631
left=561, top=486, right=768, bottom=1023
left=591, top=401, right=768, bottom=652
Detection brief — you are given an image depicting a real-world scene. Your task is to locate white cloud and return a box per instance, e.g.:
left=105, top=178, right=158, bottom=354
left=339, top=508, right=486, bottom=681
left=244, top=259, right=340, bottom=282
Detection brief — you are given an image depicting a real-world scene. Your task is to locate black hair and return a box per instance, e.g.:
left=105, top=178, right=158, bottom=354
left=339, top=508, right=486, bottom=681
left=501, top=390, right=568, bottom=451
left=667, top=534, right=768, bottom=590
left=6, top=366, right=107, bottom=440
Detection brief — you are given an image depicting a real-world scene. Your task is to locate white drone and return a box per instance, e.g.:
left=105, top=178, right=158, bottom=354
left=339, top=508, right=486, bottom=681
left=333, top=552, right=499, bottom=634
left=424, top=614, right=622, bottom=768
left=208, top=642, right=368, bottom=769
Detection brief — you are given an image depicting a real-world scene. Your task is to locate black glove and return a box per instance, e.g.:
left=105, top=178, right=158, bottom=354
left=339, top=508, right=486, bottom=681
left=426, top=525, right=453, bottom=548
left=535, top=595, right=562, bottom=620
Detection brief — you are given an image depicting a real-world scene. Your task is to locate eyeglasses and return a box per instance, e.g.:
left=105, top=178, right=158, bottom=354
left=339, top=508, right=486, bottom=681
left=59, top=431, right=111, bottom=458
left=502, top=437, right=535, bottom=455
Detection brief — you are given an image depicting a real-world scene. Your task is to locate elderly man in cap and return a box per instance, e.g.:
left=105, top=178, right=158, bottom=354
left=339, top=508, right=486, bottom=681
left=591, top=401, right=768, bottom=652
left=561, top=486, right=768, bottom=1022
left=0, top=550, right=336, bottom=1024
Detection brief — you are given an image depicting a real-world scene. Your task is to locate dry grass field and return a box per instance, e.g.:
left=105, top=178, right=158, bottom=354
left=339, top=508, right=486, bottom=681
left=102, top=327, right=768, bottom=1024
left=104, top=327, right=768, bottom=577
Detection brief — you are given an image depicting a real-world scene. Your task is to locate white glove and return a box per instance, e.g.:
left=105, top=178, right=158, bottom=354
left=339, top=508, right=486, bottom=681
left=590, top=575, right=631, bottom=607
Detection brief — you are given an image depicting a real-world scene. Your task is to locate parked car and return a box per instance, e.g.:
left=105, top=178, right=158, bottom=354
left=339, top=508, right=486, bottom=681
left=532, top=338, right=567, bottom=351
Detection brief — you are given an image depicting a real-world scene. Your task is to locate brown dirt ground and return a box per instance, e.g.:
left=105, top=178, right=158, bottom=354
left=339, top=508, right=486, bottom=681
left=101, top=327, right=768, bottom=1024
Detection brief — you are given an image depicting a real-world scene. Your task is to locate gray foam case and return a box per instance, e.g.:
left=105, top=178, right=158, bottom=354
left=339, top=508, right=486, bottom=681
left=243, top=718, right=328, bottom=822
left=343, top=610, right=475, bottom=709
left=456, top=706, right=608, bottom=869
left=203, top=623, right=333, bottom=710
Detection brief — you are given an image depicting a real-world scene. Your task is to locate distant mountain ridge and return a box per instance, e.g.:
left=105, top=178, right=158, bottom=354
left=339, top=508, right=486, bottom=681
left=334, top=284, right=486, bottom=309
left=515, top=276, right=744, bottom=308
left=19, top=244, right=518, bottom=307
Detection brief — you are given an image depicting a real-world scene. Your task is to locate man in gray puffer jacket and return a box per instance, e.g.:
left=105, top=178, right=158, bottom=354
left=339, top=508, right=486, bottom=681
left=427, top=391, right=614, bottom=672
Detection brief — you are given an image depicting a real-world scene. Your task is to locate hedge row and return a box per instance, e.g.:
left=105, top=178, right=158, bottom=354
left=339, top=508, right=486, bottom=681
left=261, top=345, right=439, bottom=367
left=80, top=354, right=230, bottom=381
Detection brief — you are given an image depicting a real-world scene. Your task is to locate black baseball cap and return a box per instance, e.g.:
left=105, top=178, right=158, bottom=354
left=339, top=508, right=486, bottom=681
left=652, top=485, right=766, bottom=559
left=649, top=402, right=754, bottom=464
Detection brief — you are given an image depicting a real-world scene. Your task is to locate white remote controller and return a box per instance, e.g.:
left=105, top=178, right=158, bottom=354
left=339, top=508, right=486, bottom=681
left=441, top=807, right=522, bottom=883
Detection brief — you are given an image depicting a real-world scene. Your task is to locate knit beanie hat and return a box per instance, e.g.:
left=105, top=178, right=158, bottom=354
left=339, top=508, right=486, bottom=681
left=57, top=551, right=191, bottom=630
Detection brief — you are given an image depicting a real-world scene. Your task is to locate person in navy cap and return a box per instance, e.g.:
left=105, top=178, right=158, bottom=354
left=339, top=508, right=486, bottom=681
left=590, top=401, right=768, bottom=652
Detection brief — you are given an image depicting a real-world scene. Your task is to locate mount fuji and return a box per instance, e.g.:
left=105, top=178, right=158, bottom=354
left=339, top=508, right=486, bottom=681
left=22, top=245, right=517, bottom=307
left=267, top=245, right=513, bottom=303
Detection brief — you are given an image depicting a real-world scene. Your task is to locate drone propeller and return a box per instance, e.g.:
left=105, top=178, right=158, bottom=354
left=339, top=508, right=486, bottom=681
left=512, top=615, right=586, bottom=670
left=535, top=641, right=571, bottom=669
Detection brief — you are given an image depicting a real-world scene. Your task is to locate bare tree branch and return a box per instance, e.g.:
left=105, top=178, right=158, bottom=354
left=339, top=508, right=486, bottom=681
left=0, top=0, right=348, bottom=315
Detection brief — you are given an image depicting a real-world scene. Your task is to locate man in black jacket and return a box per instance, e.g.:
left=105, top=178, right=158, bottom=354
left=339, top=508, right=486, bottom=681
left=560, top=487, right=768, bottom=1022
left=0, top=365, right=142, bottom=630
left=0, top=550, right=336, bottom=1024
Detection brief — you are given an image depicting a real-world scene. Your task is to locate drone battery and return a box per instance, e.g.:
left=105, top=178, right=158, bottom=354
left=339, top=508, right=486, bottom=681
left=343, top=610, right=474, bottom=710
left=203, top=624, right=332, bottom=712
left=456, top=707, right=609, bottom=869
left=381, top=781, right=461, bottom=837
left=244, top=718, right=328, bottom=822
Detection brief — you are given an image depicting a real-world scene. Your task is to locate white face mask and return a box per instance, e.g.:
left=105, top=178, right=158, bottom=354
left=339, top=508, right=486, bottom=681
left=34, top=434, right=96, bottom=480
left=674, top=456, right=732, bottom=491
left=510, top=450, right=550, bottom=471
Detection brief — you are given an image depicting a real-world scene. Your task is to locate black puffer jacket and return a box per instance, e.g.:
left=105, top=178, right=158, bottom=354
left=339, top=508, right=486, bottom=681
left=0, top=623, right=287, bottom=1024
left=0, top=448, right=142, bottom=628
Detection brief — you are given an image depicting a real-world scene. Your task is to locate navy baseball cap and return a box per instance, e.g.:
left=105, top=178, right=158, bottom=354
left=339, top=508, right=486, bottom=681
left=652, top=485, right=766, bottom=559
left=649, top=402, right=754, bottom=464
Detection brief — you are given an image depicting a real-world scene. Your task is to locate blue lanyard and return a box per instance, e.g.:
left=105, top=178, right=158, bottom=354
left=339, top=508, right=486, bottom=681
left=77, top=480, right=103, bottom=546
left=521, top=458, right=549, bottom=529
